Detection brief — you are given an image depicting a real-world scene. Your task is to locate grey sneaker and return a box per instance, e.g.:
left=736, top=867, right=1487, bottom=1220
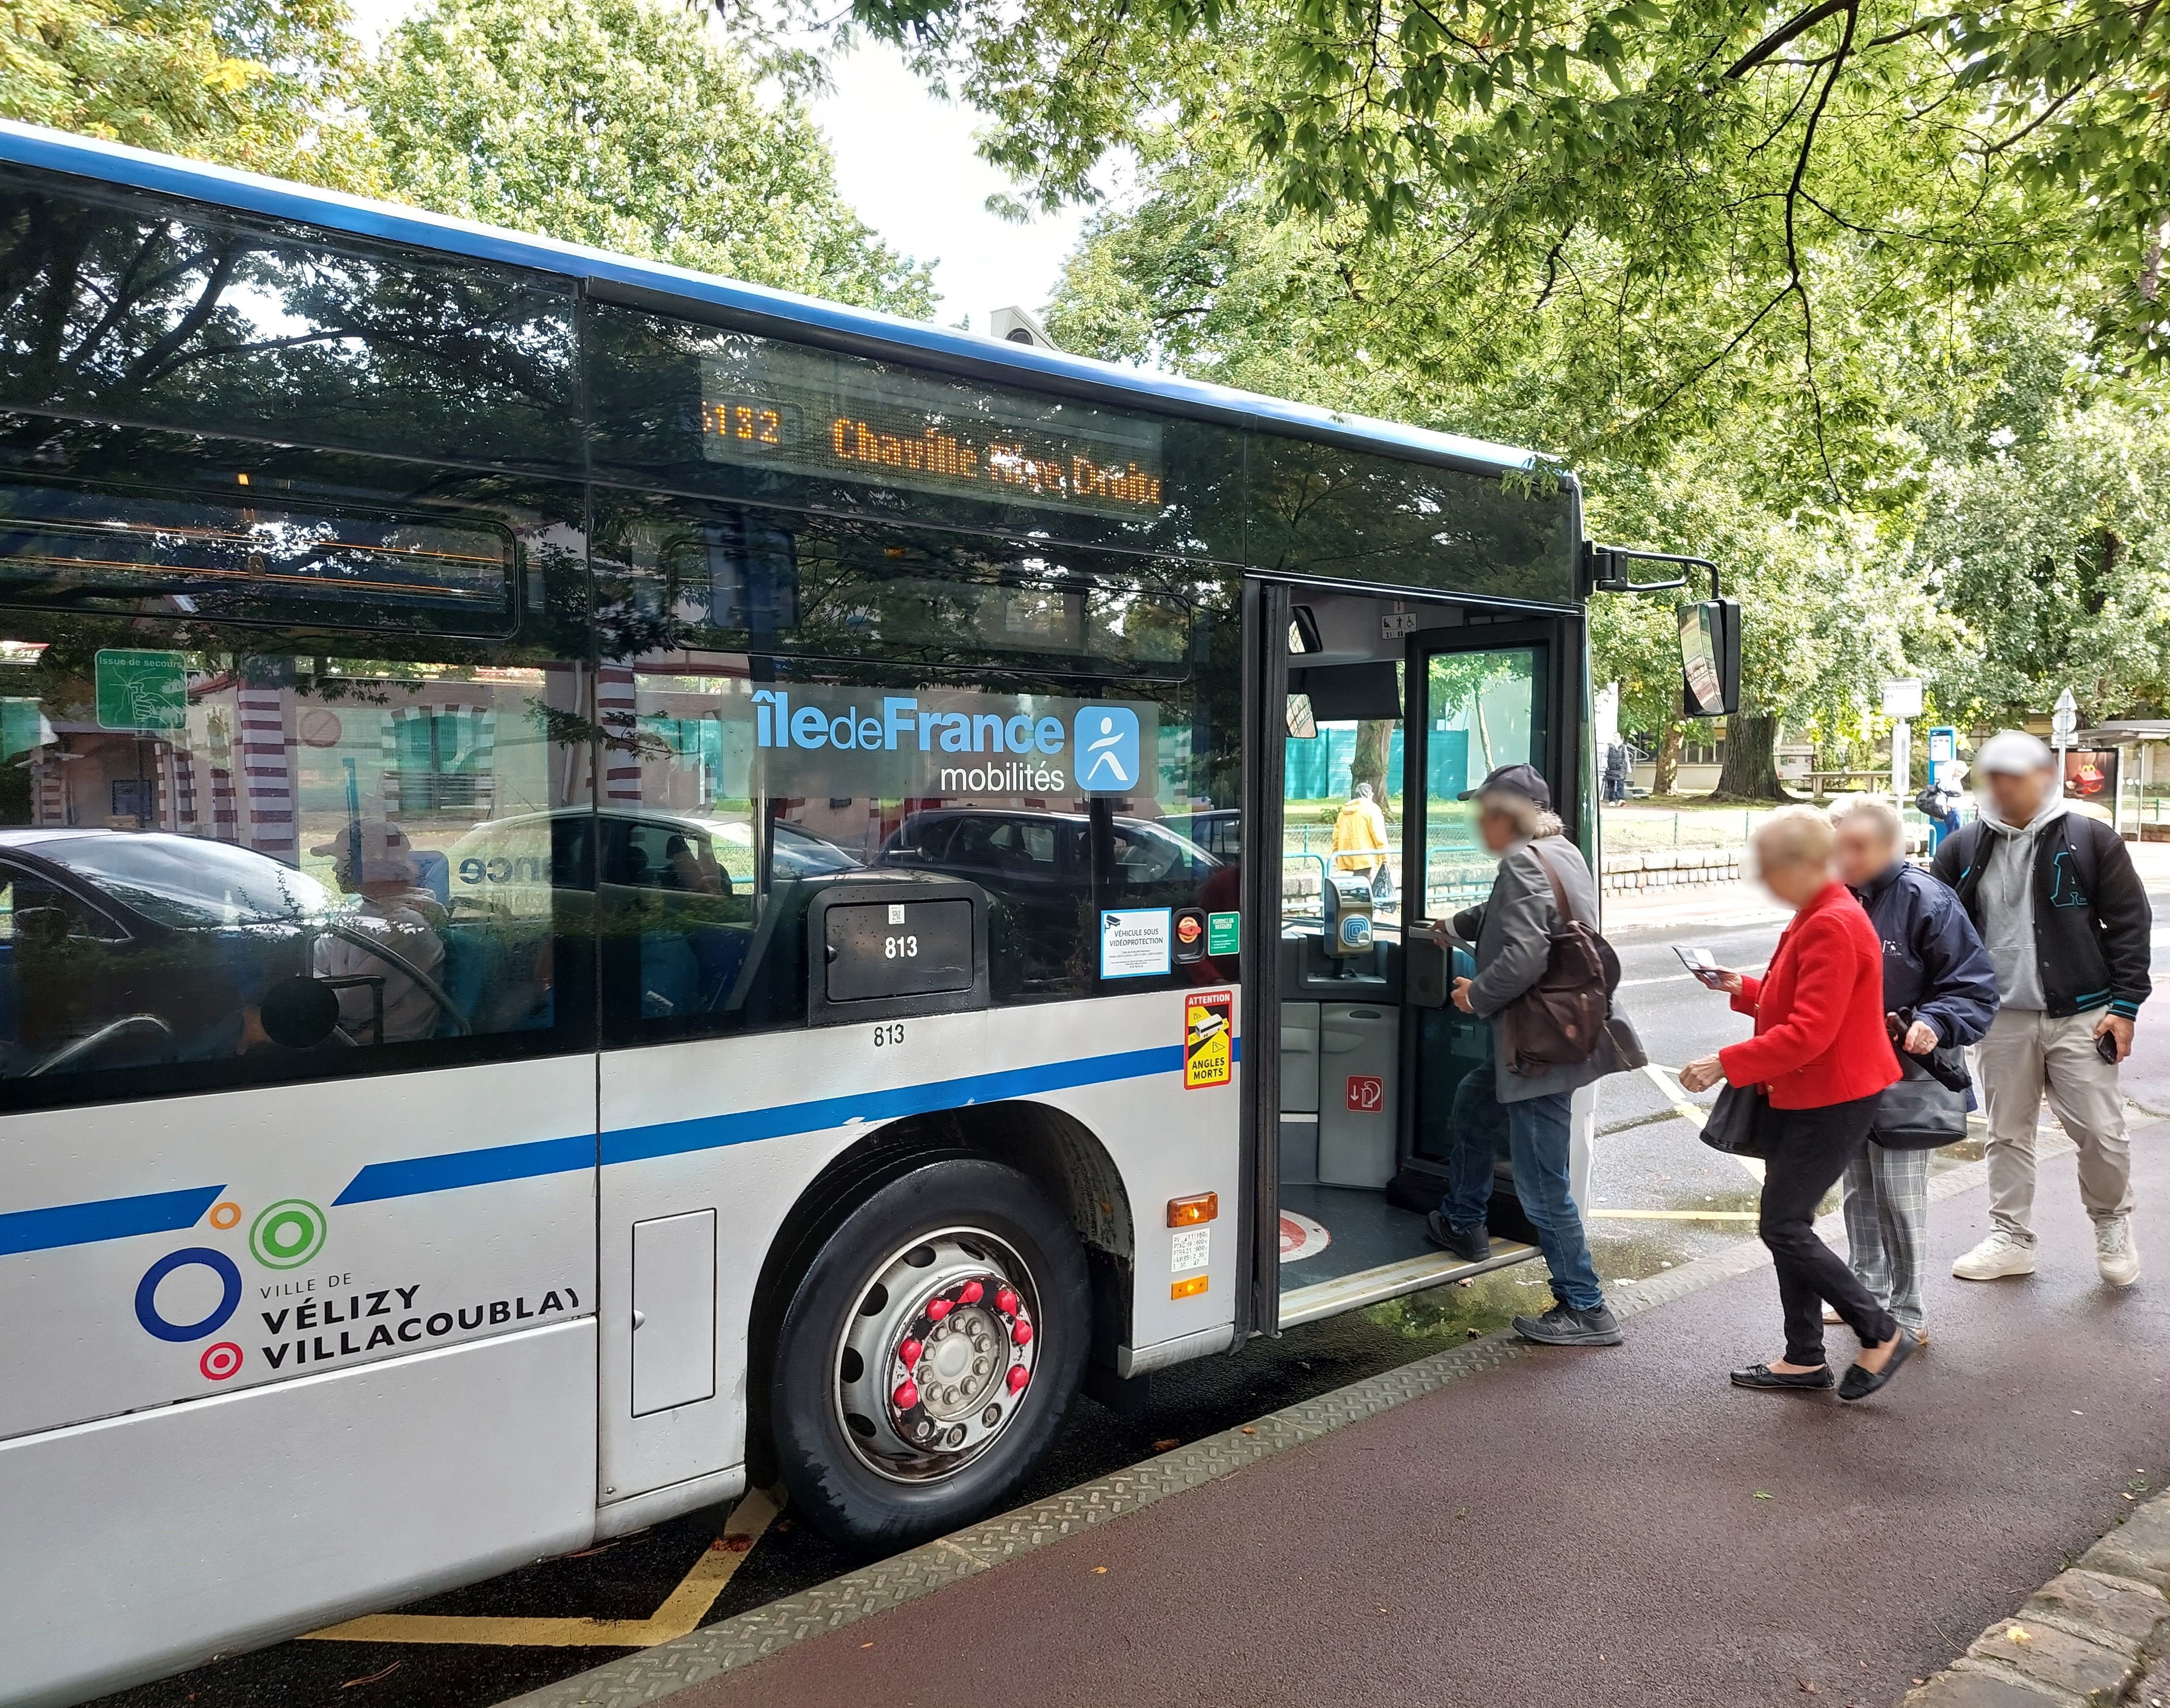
left=2096, top=1215, right=2140, bottom=1288
left=1513, top=1304, right=1623, bottom=1347
left=1426, top=1211, right=1490, bottom=1264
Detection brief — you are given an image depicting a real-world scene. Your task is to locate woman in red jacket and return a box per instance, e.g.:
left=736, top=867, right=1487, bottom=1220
left=1679, top=808, right=1917, bottom=1400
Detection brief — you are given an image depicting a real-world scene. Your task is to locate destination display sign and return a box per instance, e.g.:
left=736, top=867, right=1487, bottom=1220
left=699, top=343, right=1167, bottom=522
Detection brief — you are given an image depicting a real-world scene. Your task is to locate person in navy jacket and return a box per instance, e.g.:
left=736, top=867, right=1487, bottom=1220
left=1831, top=796, right=1998, bottom=1345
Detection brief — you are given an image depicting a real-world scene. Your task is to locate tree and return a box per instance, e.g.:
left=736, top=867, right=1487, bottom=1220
left=836, top=0, right=2170, bottom=481
left=366, top=0, right=934, bottom=313
left=1043, top=122, right=1945, bottom=796
left=1911, top=402, right=2170, bottom=728
left=0, top=0, right=369, bottom=182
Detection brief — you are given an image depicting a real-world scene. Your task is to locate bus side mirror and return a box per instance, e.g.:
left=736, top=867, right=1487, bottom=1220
left=1678, top=598, right=1741, bottom=718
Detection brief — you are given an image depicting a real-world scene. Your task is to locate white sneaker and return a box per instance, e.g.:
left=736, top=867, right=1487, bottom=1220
left=1954, top=1230, right=2037, bottom=1281
left=2096, top=1216, right=2141, bottom=1289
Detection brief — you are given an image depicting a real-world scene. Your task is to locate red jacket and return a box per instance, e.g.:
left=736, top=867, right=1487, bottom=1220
left=1719, top=881, right=1902, bottom=1110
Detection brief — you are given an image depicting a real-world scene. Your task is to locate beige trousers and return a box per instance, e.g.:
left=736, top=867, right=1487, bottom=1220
left=1976, top=1006, right=2132, bottom=1244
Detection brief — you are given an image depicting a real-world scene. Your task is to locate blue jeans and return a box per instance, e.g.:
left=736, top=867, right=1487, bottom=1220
left=1438, top=1068, right=1606, bottom=1314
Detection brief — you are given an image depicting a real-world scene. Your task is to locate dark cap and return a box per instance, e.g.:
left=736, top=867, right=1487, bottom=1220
left=1460, top=762, right=1551, bottom=809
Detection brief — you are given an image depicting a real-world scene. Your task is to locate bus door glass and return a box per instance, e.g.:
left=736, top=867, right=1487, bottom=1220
left=1401, top=624, right=1560, bottom=1194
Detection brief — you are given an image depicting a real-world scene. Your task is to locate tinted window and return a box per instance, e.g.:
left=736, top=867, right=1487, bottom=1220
left=0, top=171, right=579, bottom=472
left=0, top=475, right=517, bottom=635
left=1249, top=434, right=1578, bottom=602
left=585, top=304, right=1245, bottom=562
left=593, top=528, right=1241, bottom=1036
left=0, top=641, right=591, bottom=1108
left=594, top=495, right=1207, bottom=676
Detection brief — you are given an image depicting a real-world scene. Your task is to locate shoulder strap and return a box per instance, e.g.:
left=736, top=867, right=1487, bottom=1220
left=1526, top=840, right=1579, bottom=929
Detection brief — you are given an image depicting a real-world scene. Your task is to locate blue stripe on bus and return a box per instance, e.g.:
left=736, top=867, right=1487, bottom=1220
left=332, top=1036, right=1235, bottom=1204
left=333, top=1133, right=595, bottom=1206
left=0, top=1183, right=225, bottom=1256
left=602, top=1042, right=1190, bottom=1167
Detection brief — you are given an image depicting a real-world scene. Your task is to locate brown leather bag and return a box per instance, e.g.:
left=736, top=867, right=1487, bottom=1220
left=1498, top=843, right=1623, bottom=1076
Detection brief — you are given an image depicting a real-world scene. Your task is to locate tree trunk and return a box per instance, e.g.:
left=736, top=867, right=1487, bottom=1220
left=1352, top=719, right=1395, bottom=805
left=1710, top=712, right=1785, bottom=799
left=1654, top=721, right=1683, bottom=796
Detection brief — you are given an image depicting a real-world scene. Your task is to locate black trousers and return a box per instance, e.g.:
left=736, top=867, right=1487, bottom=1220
left=1759, top=1093, right=1899, bottom=1365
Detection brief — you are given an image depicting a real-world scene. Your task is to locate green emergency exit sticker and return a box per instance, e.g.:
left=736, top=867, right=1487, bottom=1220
left=1207, top=911, right=1240, bottom=956
left=95, top=649, right=187, bottom=731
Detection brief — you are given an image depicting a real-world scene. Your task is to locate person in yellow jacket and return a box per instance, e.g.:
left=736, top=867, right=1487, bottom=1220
left=1331, top=781, right=1393, bottom=896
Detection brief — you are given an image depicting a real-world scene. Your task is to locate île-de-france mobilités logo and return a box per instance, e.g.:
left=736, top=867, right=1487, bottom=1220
left=1072, top=705, right=1140, bottom=794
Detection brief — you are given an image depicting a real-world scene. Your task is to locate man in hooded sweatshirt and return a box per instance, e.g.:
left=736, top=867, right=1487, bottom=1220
left=1932, top=731, right=2150, bottom=1288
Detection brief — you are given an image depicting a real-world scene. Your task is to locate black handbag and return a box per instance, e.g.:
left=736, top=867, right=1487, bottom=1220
left=1870, top=1056, right=1970, bottom=1150
left=1700, top=1083, right=1770, bottom=1158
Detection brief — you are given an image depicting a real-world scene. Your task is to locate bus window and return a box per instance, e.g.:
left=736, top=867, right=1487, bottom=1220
left=1249, top=433, right=1580, bottom=604
left=0, top=174, right=579, bottom=473
left=594, top=499, right=1202, bottom=677
left=0, top=646, right=590, bottom=1109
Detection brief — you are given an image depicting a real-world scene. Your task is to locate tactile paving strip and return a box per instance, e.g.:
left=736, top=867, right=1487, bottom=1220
left=501, top=1145, right=2036, bottom=1708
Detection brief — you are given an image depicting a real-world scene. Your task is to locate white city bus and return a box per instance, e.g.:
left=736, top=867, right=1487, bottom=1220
left=0, top=122, right=1732, bottom=1706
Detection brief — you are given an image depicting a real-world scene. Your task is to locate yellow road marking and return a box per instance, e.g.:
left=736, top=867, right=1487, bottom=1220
left=1640, top=1063, right=1765, bottom=1183
left=300, top=1487, right=779, bottom=1648
left=1589, top=1208, right=1761, bottom=1222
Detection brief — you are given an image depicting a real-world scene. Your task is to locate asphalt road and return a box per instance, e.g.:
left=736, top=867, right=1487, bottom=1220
left=91, top=860, right=2170, bottom=1708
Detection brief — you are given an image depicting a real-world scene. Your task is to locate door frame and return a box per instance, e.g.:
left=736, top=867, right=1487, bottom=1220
left=1237, top=578, right=1586, bottom=1338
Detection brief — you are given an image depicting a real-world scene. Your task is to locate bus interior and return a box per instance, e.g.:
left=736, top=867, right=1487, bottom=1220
left=1259, top=584, right=1589, bottom=1328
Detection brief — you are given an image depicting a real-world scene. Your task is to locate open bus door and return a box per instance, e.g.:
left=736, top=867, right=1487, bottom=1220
left=1239, top=580, right=1587, bottom=1341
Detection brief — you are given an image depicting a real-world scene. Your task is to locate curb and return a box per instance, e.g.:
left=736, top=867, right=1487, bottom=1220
left=501, top=1143, right=2049, bottom=1708
left=1903, top=1496, right=2170, bottom=1708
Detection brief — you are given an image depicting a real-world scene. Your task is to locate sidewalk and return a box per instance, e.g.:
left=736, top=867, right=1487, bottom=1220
left=635, top=1130, right=2170, bottom=1708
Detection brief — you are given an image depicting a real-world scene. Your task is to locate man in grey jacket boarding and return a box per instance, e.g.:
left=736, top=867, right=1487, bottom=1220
left=1425, top=763, right=1623, bottom=1347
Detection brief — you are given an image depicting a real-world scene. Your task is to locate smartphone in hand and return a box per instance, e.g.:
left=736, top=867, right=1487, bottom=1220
left=1674, top=945, right=1730, bottom=989
left=2098, top=1028, right=2122, bottom=1064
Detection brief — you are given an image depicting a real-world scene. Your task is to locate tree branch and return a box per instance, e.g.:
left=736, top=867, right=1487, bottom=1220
left=1724, top=0, right=1852, bottom=81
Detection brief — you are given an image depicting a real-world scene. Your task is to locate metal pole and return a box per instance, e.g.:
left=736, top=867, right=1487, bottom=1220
left=1891, top=718, right=1910, bottom=804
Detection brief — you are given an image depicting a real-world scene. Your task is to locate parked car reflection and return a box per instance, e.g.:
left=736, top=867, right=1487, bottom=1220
left=0, top=829, right=479, bottom=1079
left=874, top=808, right=1220, bottom=992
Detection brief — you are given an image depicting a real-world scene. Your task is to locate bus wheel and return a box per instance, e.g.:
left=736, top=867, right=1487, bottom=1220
left=771, top=1156, right=1088, bottom=1549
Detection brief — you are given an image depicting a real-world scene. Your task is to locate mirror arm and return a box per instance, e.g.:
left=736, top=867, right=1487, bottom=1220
left=1585, top=543, right=1720, bottom=598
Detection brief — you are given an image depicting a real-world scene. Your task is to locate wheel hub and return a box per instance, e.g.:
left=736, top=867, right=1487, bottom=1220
left=835, top=1229, right=1039, bottom=1482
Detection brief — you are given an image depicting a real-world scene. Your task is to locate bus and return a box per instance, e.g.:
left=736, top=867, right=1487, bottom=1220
left=0, top=121, right=1733, bottom=1707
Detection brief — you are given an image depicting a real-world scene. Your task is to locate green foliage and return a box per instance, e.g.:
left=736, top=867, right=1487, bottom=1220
left=1912, top=403, right=2170, bottom=726
left=3, top=0, right=934, bottom=316
left=364, top=0, right=933, bottom=313
left=0, top=0, right=370, bottom=182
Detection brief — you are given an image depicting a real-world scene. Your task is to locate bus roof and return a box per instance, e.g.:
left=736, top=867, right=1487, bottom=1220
left=0, top=120, right=1549, bottom=483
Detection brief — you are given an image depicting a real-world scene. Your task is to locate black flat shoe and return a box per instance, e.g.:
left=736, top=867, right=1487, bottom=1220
left=1838, top=1329, right=1919, bottom=1401
left=1730, top=1362, right=1834, bottom=1390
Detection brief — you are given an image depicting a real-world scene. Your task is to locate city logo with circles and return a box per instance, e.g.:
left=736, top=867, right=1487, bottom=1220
left=133, top=1195, right=331, bottom=1382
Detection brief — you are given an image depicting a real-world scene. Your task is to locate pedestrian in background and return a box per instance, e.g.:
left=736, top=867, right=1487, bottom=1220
left=1603, top=739, right=1631, bottom=805
left=1828, top=796, right=1999, bottom=1346
left=1425, top=763, right=1624, bottom=1347
left=1331, top=780, right=1392, bottom=899
left=1934, top=731, right=2150, bottom=1288
left=1680, top=808, right=1915, bottom=1399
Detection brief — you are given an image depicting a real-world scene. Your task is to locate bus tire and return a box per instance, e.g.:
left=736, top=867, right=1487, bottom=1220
left=770, top=1155, right=1088, bottom=1550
